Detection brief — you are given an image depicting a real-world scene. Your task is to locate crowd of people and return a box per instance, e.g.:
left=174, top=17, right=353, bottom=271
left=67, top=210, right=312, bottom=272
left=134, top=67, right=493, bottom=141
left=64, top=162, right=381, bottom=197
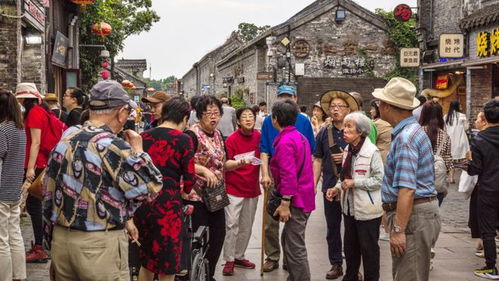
left=0, top=76, right=498, bottom=281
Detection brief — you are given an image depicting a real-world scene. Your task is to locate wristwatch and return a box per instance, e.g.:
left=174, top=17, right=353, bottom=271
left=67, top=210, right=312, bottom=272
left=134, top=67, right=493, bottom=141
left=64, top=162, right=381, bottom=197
left=393, top=224, right=404, bottom=233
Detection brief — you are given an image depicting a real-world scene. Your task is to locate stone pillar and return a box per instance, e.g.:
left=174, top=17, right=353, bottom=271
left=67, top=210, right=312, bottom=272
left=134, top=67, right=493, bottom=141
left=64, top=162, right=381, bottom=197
left=0, top=2, right=21, bottom=91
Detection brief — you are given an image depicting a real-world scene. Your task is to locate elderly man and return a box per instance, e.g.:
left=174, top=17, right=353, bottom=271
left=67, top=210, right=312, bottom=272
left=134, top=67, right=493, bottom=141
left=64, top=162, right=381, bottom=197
left=260, top=85, right=315, bottom=272
left=42, top=80, right=163, bottom=281
left=373, top=77, right=440, bottom=281
left=217, top=97, right=237, bottom=138
left=313, top=90, right=359, bottom=280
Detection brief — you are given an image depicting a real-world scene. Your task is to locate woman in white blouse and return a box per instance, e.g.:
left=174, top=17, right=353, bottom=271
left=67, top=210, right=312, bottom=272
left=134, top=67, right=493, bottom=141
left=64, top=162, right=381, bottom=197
left=444, top=101, right=470, bottom=183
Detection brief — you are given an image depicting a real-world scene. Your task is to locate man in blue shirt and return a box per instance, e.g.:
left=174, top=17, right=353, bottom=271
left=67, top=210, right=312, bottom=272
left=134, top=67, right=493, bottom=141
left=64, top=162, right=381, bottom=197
left=260, top=85, right=314, bottom=272
left=373, top=77, right=440, bottom=281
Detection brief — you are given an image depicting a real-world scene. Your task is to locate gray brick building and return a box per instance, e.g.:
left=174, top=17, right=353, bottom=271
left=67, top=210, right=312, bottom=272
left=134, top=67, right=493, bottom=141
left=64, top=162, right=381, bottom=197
left=181, top=0, right=397, bottom=110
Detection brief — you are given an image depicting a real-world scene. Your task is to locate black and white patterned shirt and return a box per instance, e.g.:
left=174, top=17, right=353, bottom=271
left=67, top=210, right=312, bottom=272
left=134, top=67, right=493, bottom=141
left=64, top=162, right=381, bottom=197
left=0, top=121, right=27, bottom=201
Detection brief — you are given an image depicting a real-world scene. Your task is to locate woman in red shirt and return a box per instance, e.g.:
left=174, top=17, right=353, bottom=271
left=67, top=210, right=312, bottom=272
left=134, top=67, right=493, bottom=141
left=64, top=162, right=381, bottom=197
left=15, top=83, right=52, bottom=263
left=222, top=107, right=261, bottom=276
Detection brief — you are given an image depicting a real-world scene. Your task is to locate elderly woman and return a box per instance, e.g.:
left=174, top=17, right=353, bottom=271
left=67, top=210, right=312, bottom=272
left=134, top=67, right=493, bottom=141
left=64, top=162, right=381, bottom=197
left=186, top=95, right=226, bottom=281
left=271, top=99, right=315, bottom=281
left=326, top=112, right=384, bottom=281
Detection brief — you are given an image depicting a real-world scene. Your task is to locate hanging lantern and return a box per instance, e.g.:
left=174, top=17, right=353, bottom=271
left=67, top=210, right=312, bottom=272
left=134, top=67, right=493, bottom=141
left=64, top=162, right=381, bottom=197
left=70, top=0, right=95, bottom=8
left=101, top=70, right=110, bottom=80
left=101, top=61, right=109, bottom=68
left=91, top=21, right=112, bottom=40
left=146, top=87, right=155, bottom=93
left=122, top=80, right=133, bottom=88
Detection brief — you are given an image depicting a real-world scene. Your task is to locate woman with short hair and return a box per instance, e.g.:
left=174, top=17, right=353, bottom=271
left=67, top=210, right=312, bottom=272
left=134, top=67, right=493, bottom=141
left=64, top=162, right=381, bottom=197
left=135, top=97, right=195, bottom=281
left=270, top=99, right=315, bottom=281
left=0, top=89, right=27, bottom=281
left=326, top=112, right=384, bottom=281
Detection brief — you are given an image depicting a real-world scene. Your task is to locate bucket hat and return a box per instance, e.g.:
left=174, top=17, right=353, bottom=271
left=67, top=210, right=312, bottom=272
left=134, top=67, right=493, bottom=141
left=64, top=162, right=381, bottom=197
left=372, top=77, right=419, bottom=110
left=15, top=83, right=44, bottom=102
left=320, top=90, right=359, bottom=113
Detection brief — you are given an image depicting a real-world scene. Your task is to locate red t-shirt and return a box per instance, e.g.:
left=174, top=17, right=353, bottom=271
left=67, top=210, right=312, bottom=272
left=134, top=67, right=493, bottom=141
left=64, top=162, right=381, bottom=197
left=25, top=105, right=50, bottom=169
left=225, top=129, right=261, bottom=198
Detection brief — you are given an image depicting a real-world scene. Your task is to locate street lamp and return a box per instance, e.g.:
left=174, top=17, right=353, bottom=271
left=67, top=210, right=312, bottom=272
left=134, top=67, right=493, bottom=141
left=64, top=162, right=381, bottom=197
left=335, top=7, right=346, bottom=23
left=24, top=34, right=43, bottom=45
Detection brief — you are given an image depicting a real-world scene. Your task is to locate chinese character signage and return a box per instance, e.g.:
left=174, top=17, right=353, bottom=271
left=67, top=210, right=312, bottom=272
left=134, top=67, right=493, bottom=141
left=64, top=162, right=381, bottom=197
left=51, top=32, right=68, bottom=68
left=435, top=74, right=449, bottom=90
left=476, top=29, right=499, bottom=57
left=393, top=4, right=412, bottom=22
left=439, top=34, right=464, bottom=58
left=400, top=48, right=420, bottom=67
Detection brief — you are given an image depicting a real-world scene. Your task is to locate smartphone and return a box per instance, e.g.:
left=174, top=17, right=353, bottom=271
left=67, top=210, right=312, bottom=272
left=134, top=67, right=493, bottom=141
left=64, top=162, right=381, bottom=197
left=329, top=144, right=342, bottom=154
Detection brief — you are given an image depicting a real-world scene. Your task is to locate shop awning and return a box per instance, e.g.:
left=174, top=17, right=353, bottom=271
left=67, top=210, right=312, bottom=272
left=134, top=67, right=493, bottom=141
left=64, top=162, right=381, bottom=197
left=462, top=57, right=499, bottom=67
left=421, top=60, right=464, bottom=70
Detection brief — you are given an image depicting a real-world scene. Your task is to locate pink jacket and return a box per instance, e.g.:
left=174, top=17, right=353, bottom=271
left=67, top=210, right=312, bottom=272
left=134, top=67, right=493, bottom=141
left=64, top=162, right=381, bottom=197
left=270, top=126, right=315, bottom=213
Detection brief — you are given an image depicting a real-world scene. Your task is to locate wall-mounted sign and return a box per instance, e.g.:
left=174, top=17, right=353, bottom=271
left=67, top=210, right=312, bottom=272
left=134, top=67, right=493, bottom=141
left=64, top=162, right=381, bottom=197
left=295, top=63, right=305, bottom=76
left=51, top=31, right=69, bottom=68
left=22, top=0, right=45, bottom=32
left=476, top=29, right=499, bottom=57
left=237, top=77, right=245, bottom=84
left=323, top=55, right=372, bottom=75
left=222, top=77, right=234, bottom=84
left=439, top=34, right=464, bottom=58
left=291, top=39, right=311, bottom=58
left=400, top=48, right=420, bottom=67
left=435, top=74, right=449, bottom=90
left=394, top=4, right=412, bottom=22
left=257, top=72, right=274, bottom=80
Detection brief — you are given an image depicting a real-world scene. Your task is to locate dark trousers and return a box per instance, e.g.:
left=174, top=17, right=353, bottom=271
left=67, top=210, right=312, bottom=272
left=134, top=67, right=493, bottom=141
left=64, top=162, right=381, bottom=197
left=26, top=168, right=44, bottom=246
left=477, top=190, right=499, bottom=269
left=343, top=215, right=381, bottom=281
left=190, top=201, right=226, bottom=280
left=323, top=193, right=343, bottom=265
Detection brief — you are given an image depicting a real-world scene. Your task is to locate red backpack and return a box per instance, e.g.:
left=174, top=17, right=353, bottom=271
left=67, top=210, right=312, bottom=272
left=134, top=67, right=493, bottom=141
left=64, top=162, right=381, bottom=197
left=39, top=109, right=68, bottom=156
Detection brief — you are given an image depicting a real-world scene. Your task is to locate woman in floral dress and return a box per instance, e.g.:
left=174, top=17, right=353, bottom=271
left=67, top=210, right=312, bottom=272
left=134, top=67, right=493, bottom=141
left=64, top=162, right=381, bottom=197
left=135, top=97, right=195, bottom=281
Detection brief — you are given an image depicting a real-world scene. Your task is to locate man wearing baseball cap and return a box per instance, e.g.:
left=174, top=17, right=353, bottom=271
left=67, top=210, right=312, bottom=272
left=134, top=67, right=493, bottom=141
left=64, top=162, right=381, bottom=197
left=260, top=84, right=315, bottom=272
left=373, top=77, right=440, bottom=281
left=141, top=91, right=171, bottom=128
left=42, top=80, right=162, bottom=281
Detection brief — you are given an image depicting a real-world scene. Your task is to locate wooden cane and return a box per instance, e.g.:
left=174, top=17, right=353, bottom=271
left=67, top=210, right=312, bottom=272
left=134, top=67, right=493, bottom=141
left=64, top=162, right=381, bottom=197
left=260, top=186, right=268, bottom=277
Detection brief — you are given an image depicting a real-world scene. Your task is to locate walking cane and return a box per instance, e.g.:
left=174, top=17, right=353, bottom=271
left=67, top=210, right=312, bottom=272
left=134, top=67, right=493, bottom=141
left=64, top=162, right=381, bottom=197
left=260, top=186, right=268, bottom=277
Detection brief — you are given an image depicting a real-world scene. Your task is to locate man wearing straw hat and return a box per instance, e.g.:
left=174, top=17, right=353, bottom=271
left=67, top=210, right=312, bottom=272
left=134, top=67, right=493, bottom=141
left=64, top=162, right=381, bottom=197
left=44, top=93, right=67, bottom=123
left=313, top=90, right=359, bottom=280
left=372, top=77, right=440, bottom=281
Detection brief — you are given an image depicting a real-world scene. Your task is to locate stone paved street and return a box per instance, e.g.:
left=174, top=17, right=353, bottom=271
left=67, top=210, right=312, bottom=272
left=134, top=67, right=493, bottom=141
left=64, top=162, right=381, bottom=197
left=22, top=182, right=489, bottom=281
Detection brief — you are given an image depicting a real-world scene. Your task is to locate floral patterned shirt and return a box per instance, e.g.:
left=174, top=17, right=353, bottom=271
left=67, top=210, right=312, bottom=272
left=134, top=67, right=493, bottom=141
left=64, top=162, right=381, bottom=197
left=42, top=121, right=162, bottom=248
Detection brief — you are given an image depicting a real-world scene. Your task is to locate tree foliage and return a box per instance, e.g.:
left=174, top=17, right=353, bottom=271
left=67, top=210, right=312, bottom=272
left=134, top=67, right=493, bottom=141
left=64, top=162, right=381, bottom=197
left=79, top=0, right=160, bottom=91
left=143, top=75, right=177, bottom=91
left=375, top=9, right=418, bottom=87
left=235, top=22, right=271, bottom=42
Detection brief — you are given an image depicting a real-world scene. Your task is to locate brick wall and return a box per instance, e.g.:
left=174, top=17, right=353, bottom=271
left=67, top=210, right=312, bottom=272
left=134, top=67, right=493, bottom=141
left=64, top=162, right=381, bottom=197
left=0, top=4, right=20, bottom=91
left=21, top=44, right=45, bottom=93
left=470, top=66, right=493, bottom=121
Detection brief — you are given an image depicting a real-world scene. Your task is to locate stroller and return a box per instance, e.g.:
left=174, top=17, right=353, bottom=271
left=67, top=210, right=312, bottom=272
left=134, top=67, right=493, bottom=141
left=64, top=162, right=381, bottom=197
left=129, top=204, right=210, bottom=281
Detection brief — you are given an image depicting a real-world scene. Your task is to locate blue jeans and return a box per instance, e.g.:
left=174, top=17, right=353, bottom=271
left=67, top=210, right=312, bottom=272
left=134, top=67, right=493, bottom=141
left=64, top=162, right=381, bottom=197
left=323, top=193, right=343, bottom=265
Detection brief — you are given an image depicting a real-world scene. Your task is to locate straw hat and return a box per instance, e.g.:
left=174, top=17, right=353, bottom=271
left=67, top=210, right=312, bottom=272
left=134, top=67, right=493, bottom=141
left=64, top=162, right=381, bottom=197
left=44, top=93, right=58, bottom=102
left=142, top=91, right=171, bottom=103
left=15, top=83, right=44, bottom=100
left=372, top=77, right=419, bottom=110
left=320, top=90, right=359, bottom=113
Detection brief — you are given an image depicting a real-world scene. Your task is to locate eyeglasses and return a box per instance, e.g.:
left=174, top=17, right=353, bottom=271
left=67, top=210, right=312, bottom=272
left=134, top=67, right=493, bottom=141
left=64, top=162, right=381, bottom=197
left=330, top=104, right=349, bottom=109
left=202, top=111, right=220, bottom=117
left=240, top=114, right=255, bottom=120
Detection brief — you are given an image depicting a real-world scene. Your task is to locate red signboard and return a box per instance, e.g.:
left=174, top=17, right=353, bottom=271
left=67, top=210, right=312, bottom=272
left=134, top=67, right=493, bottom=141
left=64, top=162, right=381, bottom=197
left=394, top=4, right=412, bottom=22
left=435, top=74, right=449, bottom=90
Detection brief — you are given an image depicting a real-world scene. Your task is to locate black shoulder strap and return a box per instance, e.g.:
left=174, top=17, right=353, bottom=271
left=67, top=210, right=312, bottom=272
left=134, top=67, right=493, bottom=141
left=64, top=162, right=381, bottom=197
left=327, top=125, right=339, bottom=178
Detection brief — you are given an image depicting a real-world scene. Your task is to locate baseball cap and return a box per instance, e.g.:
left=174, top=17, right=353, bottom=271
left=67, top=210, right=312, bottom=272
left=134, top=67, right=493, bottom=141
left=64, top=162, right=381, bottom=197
left=276, top=85, right=297, bottom=96
left=89, top=80, right=137, bottom=110
left=141, top=91, right=171, bottom=104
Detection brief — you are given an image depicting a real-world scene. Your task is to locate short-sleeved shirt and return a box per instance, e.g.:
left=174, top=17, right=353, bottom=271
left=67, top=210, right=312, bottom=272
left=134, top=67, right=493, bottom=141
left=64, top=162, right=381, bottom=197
left=25, top=105, right=50, bottom=169
left=313, top=125, right=347, bottom=192
left=382, top=116, right=436, bottom=203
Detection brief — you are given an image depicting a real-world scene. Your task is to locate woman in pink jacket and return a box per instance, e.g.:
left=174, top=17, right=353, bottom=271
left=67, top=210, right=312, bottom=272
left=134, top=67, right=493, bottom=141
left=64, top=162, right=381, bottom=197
left=270, top=99, right=315, bottom=281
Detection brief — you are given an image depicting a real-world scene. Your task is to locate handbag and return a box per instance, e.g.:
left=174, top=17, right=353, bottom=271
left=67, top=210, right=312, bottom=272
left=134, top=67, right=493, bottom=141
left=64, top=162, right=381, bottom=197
left=266, top=189, right=282, bottom=221
left=200, top=180, right=230, bottom=212
left=28, top=169, right=46, bottom=200
left=458, top=171, right=478, bottom=199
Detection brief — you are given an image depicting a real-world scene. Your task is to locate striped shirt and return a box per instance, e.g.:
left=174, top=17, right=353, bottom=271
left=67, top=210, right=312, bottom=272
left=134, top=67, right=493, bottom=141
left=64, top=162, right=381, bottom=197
left=382, top=117, right=436, bottom=203
left=0, top=121, right=27, bottom=201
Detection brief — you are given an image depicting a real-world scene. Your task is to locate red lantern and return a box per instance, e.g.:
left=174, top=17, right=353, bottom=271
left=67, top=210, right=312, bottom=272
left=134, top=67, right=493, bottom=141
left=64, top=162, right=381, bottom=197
left=122, top=80, right=133, bottom=88
left=101, top=61, right=109, bottom=68
left=101, top=70, right=110, bottom=80
left=92, top=21, right=112, bottom=40
left=70, top=0, right=95, bottom=7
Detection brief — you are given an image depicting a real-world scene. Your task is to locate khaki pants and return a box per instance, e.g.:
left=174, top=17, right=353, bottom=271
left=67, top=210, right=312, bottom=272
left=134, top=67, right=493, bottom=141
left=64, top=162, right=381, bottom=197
left=51, top=226, right=130, bottom=281
left=385, top=201, right=441, bottom=281
left=0, top=201, right=26, bottom=281
left=264, top=183, right=282, bottom=262
left=223, top=194, right=258, bottom=262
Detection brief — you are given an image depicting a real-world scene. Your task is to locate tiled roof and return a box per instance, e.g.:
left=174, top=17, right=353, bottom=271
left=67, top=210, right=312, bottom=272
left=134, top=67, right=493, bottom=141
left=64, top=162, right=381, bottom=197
left=460, top=3, right=499, bottom=30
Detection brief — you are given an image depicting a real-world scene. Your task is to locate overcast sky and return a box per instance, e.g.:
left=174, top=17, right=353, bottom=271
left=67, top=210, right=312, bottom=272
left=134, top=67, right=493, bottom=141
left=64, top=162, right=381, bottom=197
left=119, top=0, right=417, bottom=80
